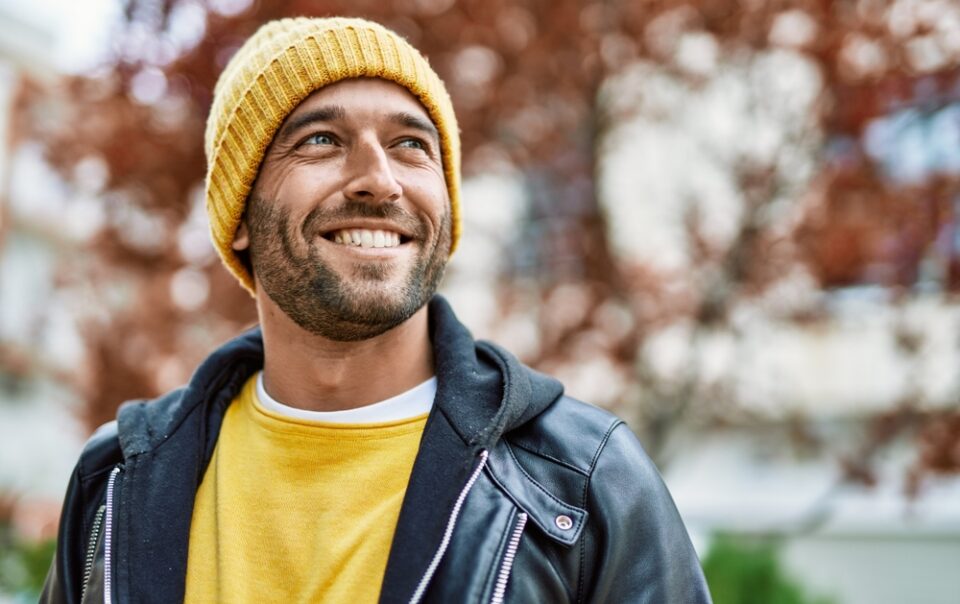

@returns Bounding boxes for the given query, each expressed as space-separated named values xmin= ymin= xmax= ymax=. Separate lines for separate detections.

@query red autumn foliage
xmin=7 ymin=0 xmax=960 ymax=488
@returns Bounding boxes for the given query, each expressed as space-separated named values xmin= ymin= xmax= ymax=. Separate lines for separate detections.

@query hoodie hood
xmin=430 ymin=296 xmax=564 ymax=450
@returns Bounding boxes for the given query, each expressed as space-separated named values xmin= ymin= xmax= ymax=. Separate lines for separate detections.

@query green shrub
xmin=0 ymin=526 xmax=56 ymax=601
xmin=703 ymin=534 xmax=836 ymax=604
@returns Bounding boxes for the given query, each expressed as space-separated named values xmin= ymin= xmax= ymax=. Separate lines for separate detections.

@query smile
xmin=326 ymin=228 xmax=404 ymax=249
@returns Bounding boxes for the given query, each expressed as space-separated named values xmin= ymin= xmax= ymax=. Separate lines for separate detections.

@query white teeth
xmin=330 ymin=228 xmax=402 ymax=248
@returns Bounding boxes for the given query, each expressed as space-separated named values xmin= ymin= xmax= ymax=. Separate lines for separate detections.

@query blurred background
xmin=1 ymin=0 xmax=959 ymax=602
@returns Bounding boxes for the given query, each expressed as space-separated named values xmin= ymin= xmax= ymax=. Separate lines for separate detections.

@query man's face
xmin=235 ymin=78 xmax=451 ymax=341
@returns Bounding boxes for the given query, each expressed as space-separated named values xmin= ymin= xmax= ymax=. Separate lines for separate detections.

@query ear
xmin=232 ymin=220 xmax=250 ymax=251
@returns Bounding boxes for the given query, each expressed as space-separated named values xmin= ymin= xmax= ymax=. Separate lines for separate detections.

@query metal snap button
xmin=555 ymin=514 xmax=573 ymax=530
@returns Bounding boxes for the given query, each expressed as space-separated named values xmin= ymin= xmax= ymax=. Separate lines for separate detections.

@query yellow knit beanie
xmin=204 ymin=17 xmax=461 ymax=294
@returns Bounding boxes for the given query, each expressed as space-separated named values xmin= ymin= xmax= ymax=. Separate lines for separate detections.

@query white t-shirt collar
xmin=255 ymin=371 xmax=436 ymax=424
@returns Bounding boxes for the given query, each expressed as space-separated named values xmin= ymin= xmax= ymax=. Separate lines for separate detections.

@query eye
xmin=397 ymin=138 xmax=426 ymax=150
xmin=303 ymin=133 xmax=336 ymax=146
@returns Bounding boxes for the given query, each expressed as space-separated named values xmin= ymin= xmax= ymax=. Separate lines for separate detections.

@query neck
xmin=256 ymin=296 xmax=434 ymax=412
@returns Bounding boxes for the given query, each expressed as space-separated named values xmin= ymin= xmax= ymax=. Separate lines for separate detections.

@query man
xmin=43 ymin=17 xmax=710 ymax=604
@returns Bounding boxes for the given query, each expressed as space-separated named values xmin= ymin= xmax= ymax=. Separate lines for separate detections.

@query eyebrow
xmin=391 ymin=111 xmax=440 ymax=144
xmin=278 ymin=105 xmax=346 ymax=141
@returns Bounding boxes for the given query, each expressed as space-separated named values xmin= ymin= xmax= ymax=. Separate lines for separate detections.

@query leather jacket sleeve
xmin=40 ymin=560 xmax=65 ymax=604
xmin=584 ymin=423 xmax=711 ymax=603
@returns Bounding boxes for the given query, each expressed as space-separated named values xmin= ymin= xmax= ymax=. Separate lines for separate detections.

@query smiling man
xmin=43 ymin=17 xmax=710 ymax=604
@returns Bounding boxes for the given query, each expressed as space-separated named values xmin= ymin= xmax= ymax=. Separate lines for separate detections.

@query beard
xmin=246 ymin=196 xmax=451 ymax=342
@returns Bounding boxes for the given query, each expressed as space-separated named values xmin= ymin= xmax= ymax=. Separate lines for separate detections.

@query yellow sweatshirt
xmin=184 ymin=374 xmax=428 ymax=603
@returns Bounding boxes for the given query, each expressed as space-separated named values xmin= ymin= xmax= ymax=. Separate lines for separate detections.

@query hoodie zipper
xmin=103 ymin=466 xmax=121 ymax=604
xmin=489 ymin=512 xmax=527 ymax=604
xmin=80 ymin=504 xmax=107 ymax=601
xmin=408 ymin=450 xmax=489 ymax=604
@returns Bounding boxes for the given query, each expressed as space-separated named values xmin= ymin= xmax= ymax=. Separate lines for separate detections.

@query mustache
xmin=301 ymin=200 xmax=426 ymax=239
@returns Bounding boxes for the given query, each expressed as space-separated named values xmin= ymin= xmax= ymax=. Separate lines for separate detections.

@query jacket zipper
xmin=80 ymin=504 xmax=107 ymax=601
xmin=103 ymin=466 xmax=121 ymax=604
xmin=408 ymin=450 xmax=489 ymax=604
xmin=489 ymin=512 xmax=527 ymax=604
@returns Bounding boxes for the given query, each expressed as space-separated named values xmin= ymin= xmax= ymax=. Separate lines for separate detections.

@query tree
xmin=9 ymin=0 xmax=960 ymax=491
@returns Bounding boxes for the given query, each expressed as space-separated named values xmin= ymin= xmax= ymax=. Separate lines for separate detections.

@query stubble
xmin=246 ymin=196 xmax=451 ymax=341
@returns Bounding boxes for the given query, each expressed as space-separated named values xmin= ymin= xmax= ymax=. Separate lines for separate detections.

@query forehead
xmin=284 ymin=78 xmax=432 ymax=124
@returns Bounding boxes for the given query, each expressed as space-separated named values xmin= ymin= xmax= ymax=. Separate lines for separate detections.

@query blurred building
xmin=593 ymin=50 xmax=960 ymax=604
xmin=0 ymin=3 xmax=89 ymax=538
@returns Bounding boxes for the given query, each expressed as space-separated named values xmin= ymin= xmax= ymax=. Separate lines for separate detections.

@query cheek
xmin=402 ymin=170 xmax=449 ymax=222
xmin=257 ymin=160 xmax=339 ymax=206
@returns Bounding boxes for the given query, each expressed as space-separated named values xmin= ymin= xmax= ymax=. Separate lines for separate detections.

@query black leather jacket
xmin=43 ymin=297 xmax=711 ymax=603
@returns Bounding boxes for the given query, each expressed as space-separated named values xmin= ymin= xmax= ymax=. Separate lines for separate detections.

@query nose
xmin=342 ymin=138 xmax=402 ymax=204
